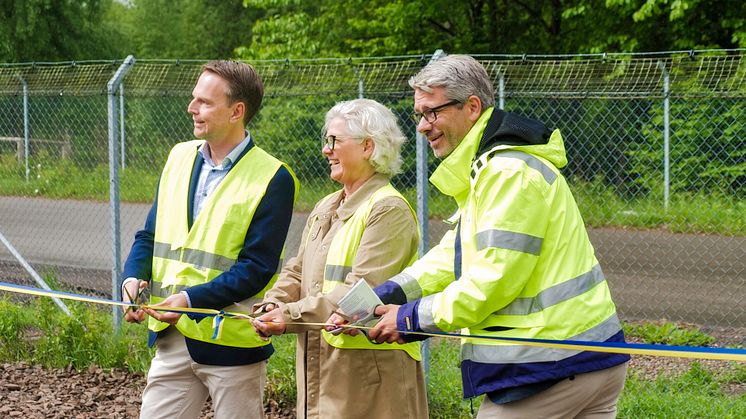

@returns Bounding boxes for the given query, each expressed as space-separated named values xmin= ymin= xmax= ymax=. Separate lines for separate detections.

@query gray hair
xmin=323 ymin=98 xmax=406 ymax=176
xmin=409 ymin=54 xmax=495 ymax=108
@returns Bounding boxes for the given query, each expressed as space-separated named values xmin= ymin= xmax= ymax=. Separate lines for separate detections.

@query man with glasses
xmin=357 ymin=54 xmax=630 ymax=418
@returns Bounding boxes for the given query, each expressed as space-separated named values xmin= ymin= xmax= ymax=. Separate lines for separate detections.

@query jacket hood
xmin=430 ymin=107 xmax=567 ymax=201
xmin=478 ymin=108 xmax=567 ymax=169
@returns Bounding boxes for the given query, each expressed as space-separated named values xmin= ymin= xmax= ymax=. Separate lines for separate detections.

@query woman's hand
xmin=251 ymin=308 xmax=287 ymax=340
xmin=325 ymin=312 xmax=362 ymax=336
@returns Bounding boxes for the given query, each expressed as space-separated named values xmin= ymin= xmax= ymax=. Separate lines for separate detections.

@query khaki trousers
xmin=477 ymin=362 xmax=628 ymax=419
xmin=139 ymin=328 xmax=266 ymax=419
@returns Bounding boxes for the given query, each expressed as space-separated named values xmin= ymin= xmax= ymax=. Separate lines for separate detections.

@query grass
xmin=0 ymin=296 xmax=152 ymax=372
xmin=571 ymin=177 xmax=745 ymax=235
xmin=0 ymin=294 xmax=743 ymax=417
xmin=620 ymin=365 xmax=746 ymax=418
xmin=623 ymin=320 xmax=717 ymax=347
xmin=1 ymin=156 xmax=743 ymax=235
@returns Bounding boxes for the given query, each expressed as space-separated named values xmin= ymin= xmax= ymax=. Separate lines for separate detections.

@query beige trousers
xmin=477 ymin=362 xmax=628 ymax=419
xmin=139 ymin=328 xmax=266 ymax=419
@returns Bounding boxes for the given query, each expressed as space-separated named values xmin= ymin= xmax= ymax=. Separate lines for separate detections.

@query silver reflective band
xmin=390 ymin=272 xmax=422 ymax=302
xmin=476 ymin=229 xmax=543 ymax=255
xmin=183 ymin=248 xmax=235 ymax=272
xmin=153 ymin=241 xmax=180 ymax=261
xmin=496 ymin=264 xmax=606 ymax=316
xmin=461 ymin=313 xmax=622 ymax=364
xmin=492 ymin=151 xmax=557 ymax=185
xmin=417 ymin=295 xmax=440 ymax=333
xmin=325 ymin=264 xmax=352 ymax=283
xmin=153 ymin=241 xmax=236 ymax=272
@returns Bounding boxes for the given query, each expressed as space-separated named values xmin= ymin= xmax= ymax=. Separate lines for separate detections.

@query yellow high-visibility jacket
xmin=376 ymin=107 xmax=630 ymax=398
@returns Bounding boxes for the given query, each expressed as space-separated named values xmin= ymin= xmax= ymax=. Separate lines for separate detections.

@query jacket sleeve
xmin=283 ymin=196 xmax=419 ymax=333
xmin=374 ymin=225 xmax=457 ymax=305
xmin=397 ymin=158 xmax=551 ymax=337
xmin=121 ymin=198 xmax=157 ymax=286
xmin=186 ymin=166 xmax=296 ymax=309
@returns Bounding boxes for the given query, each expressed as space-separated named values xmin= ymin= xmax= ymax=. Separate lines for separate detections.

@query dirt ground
xmin=0 ymin=362 xmax=294 ymax=419
xmin=0 ymin=325 xmax=743 ymax=419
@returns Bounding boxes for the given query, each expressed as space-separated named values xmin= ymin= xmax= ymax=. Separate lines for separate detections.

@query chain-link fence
xmin=0 ymin=51 xmax=744 ymax=333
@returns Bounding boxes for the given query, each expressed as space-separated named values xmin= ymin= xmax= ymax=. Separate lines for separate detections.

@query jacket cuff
xmin=396 ymin=301 xmax=428 ymax=342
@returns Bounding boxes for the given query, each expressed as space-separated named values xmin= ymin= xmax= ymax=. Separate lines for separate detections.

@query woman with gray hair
xmin=253 ymin=98 xmax=428 ymax=418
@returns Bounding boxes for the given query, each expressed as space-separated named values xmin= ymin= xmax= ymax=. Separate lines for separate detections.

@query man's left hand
xmin=143 ymin=293 xmax=188 ymax=325
xmin=367 ymin=304 xmax=405 ymax=344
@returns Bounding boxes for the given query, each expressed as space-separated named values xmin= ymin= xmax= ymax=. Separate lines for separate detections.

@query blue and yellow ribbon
xmin=1 ymin=281 xmax=744 ymax=362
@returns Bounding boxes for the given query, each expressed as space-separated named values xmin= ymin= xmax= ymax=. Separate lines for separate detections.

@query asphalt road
xmin=1 ymin=196 xmax=744 ymax=326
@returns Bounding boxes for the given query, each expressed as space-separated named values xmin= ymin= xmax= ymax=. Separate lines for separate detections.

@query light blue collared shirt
xmin=194 ymin=131 xmax=253 ymax=218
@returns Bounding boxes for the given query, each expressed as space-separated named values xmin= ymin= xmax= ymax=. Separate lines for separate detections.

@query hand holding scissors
xmin=123 ymin=279 xmax=147 ymax=323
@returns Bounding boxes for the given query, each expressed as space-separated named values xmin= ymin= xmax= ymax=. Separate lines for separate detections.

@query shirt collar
xmin=335 ymin=173 xmax=391 ymax=221
xmin=198 ymin=130 xmax=252 ymax=169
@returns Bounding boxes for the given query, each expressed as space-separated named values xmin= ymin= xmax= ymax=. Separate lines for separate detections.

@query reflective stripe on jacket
xmin=320 ymin=184 xmax=422 ymax=360
xmin=150 ymin=140 xmax=294 ymax=348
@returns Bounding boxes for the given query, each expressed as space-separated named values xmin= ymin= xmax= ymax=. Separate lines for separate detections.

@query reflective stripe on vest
xmin=150 ymin=140 xmax=296 ymax=348
xmin=319 ymin=184 xmax=422 ymax=361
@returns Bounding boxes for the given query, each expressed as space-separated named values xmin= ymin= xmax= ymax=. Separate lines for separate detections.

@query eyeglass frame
xmin=410 ymin=99 xmax=462 ymax=124
xmin=322 ymin=134 xmax=364 ymax=151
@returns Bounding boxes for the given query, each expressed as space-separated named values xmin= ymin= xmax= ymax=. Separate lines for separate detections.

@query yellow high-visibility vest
xmin=319 ymin=184 xmax=422 ymax=361
xmin=150 ymin=140 xmax=297 ymax=347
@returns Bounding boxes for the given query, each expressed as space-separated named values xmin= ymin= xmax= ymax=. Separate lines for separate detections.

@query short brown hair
xmin=202 ymin=60 xmax=264 ymax=125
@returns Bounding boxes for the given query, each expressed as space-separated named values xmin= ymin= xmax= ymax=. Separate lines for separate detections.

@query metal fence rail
xmin=0 ymin=50 xmax=743 ymax=331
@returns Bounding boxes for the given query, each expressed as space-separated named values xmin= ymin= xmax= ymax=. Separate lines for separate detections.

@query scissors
xmin=123 ymin=279 xmax=145 ymax=312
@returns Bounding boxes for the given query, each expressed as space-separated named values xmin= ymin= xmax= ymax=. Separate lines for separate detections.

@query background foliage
xmin=1 ymin=0 xmax=746 ymax=62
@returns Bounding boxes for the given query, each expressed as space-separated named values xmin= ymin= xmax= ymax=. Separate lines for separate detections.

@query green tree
xmin=0 ymin=0 xmax=127 ymax=62
xmin=124 ymin=0 xmax=264 ymax=59
xmin=238 ymin=0 xmax=746 ymax=59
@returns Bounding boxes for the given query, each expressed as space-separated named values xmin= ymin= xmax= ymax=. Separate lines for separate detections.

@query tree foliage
xmin=0 ymin=0 xmax=127 ymax=62
xmin=122 ymin=0 xmax=264 ymax=59
xmin=237 ymin=0 xmax=746 ymax=59
xmin=1 ymin=0 xmax=745 ymax=62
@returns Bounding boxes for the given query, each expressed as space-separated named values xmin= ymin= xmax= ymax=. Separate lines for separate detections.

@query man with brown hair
xmin=121 ymin=60 xmax=297 ymax=418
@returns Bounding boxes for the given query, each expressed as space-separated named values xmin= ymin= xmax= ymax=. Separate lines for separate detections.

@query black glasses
xmin=322 ymin=135 xmax=338 ymax=151
xmin=410 ymin=99 xmax=462 ymax=124
xmin=322 ymin=135 xmax=363 ymax=151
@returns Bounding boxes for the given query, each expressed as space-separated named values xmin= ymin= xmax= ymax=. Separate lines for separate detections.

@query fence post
xmin=120 ymin=83 xmax=126 ymax=169
xmin=15 ymin=75 xmax=29 ymax=181
xmin=417 ymin=48 xmax=446 ymax=384
xmin=657 ymin=60 xmax=670 ymax=211
xmin=351 ymin=64 xmax=365 ymax=99
xmin=108 ymin=55 xmax=135 ymax=332
xmin=498 ymin=71 xmax=505 ymax=110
